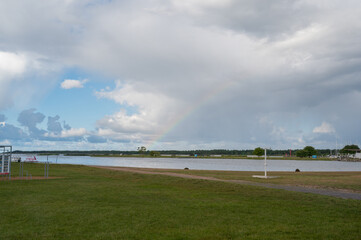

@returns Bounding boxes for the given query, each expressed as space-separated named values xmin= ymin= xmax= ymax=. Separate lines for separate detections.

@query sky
xmin=1 ymin=0 xmax=361 ymax=151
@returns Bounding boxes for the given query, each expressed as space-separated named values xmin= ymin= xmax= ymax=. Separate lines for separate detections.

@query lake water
xmin=18 ymin=155 xmax=361 ymax=172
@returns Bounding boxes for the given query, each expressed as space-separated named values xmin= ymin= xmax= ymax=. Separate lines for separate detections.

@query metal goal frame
xmin=0 ymin=145 xmax=12 ymax=179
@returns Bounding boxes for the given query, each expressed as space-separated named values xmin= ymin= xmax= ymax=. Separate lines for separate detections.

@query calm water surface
xmin=19 ymin=155 xmax=361 ymax=172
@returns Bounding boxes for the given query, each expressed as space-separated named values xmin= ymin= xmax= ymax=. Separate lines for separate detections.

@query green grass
xmin=148 ymin=169 xmax=361 ymax=192
xmin=1 ymin=163 xmax=360 ymax=239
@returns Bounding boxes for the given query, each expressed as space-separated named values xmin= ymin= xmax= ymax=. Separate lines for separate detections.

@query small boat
xmin=24 ymin=156 xmax=38 ymax=163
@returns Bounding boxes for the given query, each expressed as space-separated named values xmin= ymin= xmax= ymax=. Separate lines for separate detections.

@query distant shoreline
xmin=44 ymin=154 xmax=358 ymax=162
xmin=89 ymin=154 xmax=348 ymax=161
xmin=15 ymin=152 xmax=361 ymax=162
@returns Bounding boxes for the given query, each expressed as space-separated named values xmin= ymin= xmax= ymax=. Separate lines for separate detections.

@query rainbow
xmin=147 ymin=80 xmax=235 ymax=149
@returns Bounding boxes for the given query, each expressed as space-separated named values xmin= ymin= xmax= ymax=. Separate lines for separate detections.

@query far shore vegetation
xmin=13 ymin=144 xmax=361 ymax=161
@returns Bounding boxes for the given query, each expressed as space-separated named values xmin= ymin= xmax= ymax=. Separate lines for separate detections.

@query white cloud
xmin=0 ymin=50 xmax=60 ymax=110
xmin=313 ymin=122 xmax=335 ymax=134
xmin=1 ymin=0 xmax=361 ymax=149
xmin=44 ymin=128 xmax=87 ymax=138
xmin=0 ymin=52 xmax=27 ymax=108
xmin=0 ymin=51 xmax=26 ymax=77
xmin=61 ymin=79 xmax=88 ymax=89
xmin=96 ymin=81 xmax=180 ymax=137
xmin=60 ymin=128 xmax=87 ymax=137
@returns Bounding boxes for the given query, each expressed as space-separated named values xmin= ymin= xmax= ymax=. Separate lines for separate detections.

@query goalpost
xmin=252 ymin=147 xmax=278 ymax=179
xmin=0 ymin=145 xmax=12 ymax=180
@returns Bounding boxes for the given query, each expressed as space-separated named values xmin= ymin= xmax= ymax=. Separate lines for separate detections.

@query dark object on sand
xmin=295 ymin=168 xmax=300 ymax=172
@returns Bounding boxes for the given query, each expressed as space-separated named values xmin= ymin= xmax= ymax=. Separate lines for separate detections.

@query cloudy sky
xmin=1 ymin=0 xmax=361 ymax=151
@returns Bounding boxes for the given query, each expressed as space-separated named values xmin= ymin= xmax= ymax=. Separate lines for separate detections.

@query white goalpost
xmin=252 ymin=148 xmax=278 ymax=179
xmin=0 ymin=145 xmax=12 ymax=180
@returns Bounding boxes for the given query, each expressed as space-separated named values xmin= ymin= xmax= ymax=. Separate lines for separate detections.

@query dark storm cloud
xmin=0 ymin=123 xmax=26 ymax=140
xmin=0 ymin=110 xmax=88 ymax=146
xmin=17 ymin=108 xmax=46 ymax=137
xmin=0 ymin=114 xmax=6 ymax=122
xmin=63 ymin=121 xmax=71 ymax=130
xmin=1 ymin=0 xmax=361 ymax=149
xmin=176 ymin=0 xmax=316 ymax=38
xmin=47 ymin=115 xmax=63 ymax=133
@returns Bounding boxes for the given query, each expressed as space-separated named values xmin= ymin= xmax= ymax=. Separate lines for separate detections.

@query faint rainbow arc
xmin=147 ymin=81 xmax=234 ymax=149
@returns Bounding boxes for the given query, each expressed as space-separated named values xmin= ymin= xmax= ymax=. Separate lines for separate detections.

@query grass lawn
xmin=0 ymin=163 xmax=360 ymax=239
xmin=148 ymin=169 xmax=361 ymax=192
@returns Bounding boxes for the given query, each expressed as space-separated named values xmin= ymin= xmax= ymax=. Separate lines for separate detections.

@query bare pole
xmin=44 ymin=157 xmax=46 ymax=178
xmin=19 ymin=161 xmax=23 ymax=178
xmin=1 ymin=149 xmax=4 ymax=175
xmin=44 ymin=155 xmax=49 ymax=178
xmin=9 ymin=146 xmax=11 ymax=180
xmin=264 ymin=148 xmax=267 ymax=177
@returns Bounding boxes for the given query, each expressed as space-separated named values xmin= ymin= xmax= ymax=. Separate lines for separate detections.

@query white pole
xmin=9 ymin=146 xmax=11 ymax=180
xmin=336 ymin=136 xmax=339 ymax=156
xmin=264 ymin=148 xmax=267 ymax=177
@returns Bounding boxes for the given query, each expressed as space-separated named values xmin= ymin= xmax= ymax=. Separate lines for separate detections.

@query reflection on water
xmin=19 ymin=155 xmax=361 ymax=172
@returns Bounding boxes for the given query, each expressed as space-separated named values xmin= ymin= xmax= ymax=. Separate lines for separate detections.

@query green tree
xmin=296 ymin=146 xmax=317 ymax=158
xmin=340 ymin=144 xmax=360 ymax=154
xmin=149 ymin=151 xmax=160 ymax=157
xmin=253 ymin=147 xmax=264 ymax=156
xmin=296 ymin=150 xmax=306 ymax=158
xmin=137 ymin=146 xmax=146 ymax=153
xmin=303 ymin=146 xmax=317 ymax=157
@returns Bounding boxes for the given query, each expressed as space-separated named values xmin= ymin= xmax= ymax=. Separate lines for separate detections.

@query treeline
xmin=13 ymin=149 xmax=338 ymax=156
xmin=12 ymin=150 xmax=139 ymax=156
